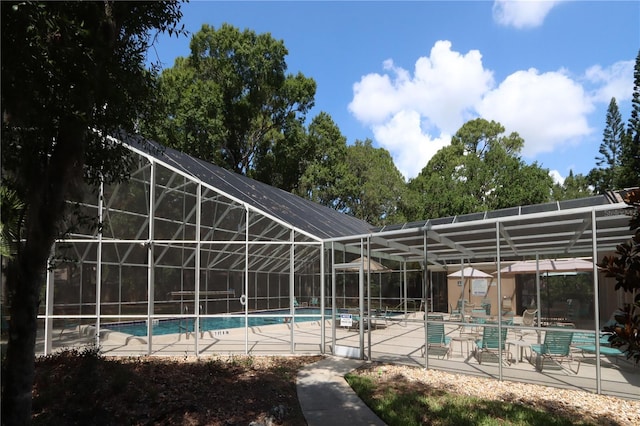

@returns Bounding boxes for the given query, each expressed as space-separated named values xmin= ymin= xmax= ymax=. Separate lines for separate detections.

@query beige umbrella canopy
xmin=447 ymin=267 xmax=492 ymax=278
xmin=498 ymin=258 xmax=594 ymax=276
xmin=345 ymin=257 xmax=391 ymax=272
xmin=497 ymin=258 xmax=594 ymax=323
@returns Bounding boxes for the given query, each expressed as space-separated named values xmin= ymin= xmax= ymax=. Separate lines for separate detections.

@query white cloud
xmin=372 ymin=110 xmax=451 ymax=180
xmin=584 ymin=60 xmax=635 ymax=104
xmin=476 ymin=68 xmax=594 ymax=158
xmin=348 ymin=40 xmax=624 ymax=180
xmin=349 ymin=40 xmax=493 ymax=179
xmin=350 ymin=41 xmax=494 ymax=135
xmin=549 ymin=170 xmax=564 ymax=185
xmin=492 ymin=0 xmax=562 ymax=29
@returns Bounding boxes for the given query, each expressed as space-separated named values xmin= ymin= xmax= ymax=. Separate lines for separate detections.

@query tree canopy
xmin=403 ymin=119 xmax=553 ymax=220
xmin=619 ymin=50 xmax=640 ymax=189
xmin=588 ymin=98 xmax=625 ymax=193
xmin=551 ymin=170 xmax=593 ymax=201
xmin=292 ymin=112 xmax=348 ymax=206
xmin=589 ymin=50 xmax=640 ymax=193
xmin=0 ymin=2 xmax=184 ymax=424
xmin=143 ymin=23 xmax=317 ymax=182
xmin=332 ymin=139 xmax=407 ymax=226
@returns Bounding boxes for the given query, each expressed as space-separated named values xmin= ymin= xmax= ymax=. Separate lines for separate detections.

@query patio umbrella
xmin=497 ymin=258 xmax=594 ymax=276
xmin=345 ymin=257 xmax=390 ymax=272
xmin=447 ymin=267 xmax=492 ymax=278
xmin=495 ymin=258 xmax=594 ymax=331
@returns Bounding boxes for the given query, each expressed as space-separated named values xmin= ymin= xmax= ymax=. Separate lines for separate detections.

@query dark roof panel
xmin=121 ymin=134 xmax=374 ymax=239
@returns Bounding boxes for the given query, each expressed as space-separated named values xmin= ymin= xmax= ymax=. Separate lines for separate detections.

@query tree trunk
xmin=2 ymin=255 xmax=43 ymax=425
xmin=2 ymin=121 xmax=86 ymax=426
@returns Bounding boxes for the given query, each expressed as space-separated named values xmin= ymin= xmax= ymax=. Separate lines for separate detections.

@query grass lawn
xmin=345 ymin=371 xmax=617 ymax=426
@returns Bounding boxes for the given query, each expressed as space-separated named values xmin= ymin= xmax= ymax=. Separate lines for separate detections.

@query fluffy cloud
xmin=476 ymin=68 xmax=594 ymax=158
xmin=350 ymin=41 xmax=494 ymax=136
xmin=349 ymin=41 xmax=493 ymax=179
xmin=549 ymin=170 xmax=564 ymax=185
xmin=492 ymin=0 xmax=562 ymax=29
xmin=348 ymin=38 xmax=633 ymax=181
xmin=348 ymin=39 xmax=633 ymax=181
xmin=371 ymin=110 xmax=451 ymax=180
xmin=584 ymin=60 xmax=635 ymax=104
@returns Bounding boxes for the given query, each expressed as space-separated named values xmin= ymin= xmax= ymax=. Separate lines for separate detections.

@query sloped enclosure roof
xmin=117 ymin=132 xmax=633 ymax=266
xmin=333 ymin=190 xmax=633 ymax=267
xmin=120 ymin=133 xmax=374 ymax=240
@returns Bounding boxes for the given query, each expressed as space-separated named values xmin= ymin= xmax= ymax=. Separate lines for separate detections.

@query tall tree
xmin=619 ymin=50 xmax=640 ymax=189
xmin=588 ymin=98 xmax=625 ymax=193
xmin=292 ymin=112 xmax=348 ymax=205
xmin=404 ymin=142 xmax=466 ymax=219
xmin=0 ymin=2 xmax=184 ymax=424
xmin=404 ymin=119 xmax=553 ymax=220
xmin=143 ymin=23 xmax=317 ymax=182
xmin=551 ymin=170 xmax=593 ymax=201
xmin=334 ymin=139 xmax=407 ymax=226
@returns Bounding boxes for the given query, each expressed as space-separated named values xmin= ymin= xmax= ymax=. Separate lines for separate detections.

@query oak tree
xmin=144 ymin=23 xmax=317 ymax=185
xmin=405 ymin=119 xmax=553 ymax=220
xmin=0 ymin=2 xmax=184 ymax=424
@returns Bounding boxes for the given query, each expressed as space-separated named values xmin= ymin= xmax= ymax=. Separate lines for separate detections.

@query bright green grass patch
xmin=345 ymin=373 xmax=597 ymax=426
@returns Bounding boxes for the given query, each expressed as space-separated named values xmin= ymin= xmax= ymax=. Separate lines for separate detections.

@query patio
xmin=41 ymin=312 xmax=639 ymax=401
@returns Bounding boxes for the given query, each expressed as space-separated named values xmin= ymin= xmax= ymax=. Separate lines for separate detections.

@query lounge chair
xmin=449 ymin=303 xmax=462 ymax=321
xmin=530 ymin=329 xmax=580 ymax=373
xmin=422 ymin=315 xmax=451 ymax=358
xmin=474 ymin=323 xmax=509 ymax=365
xmin=470 ymin=310 xmax=488 ymax=334
xmin=383 ymin=306 xmax=408 ymax=327
xmin=572 ymin=332 xmax=625 ymax=364
xmin=574 ymin=344 xmax=625 ymax=364
xmin=458 ymin=314 xmax=479 ymax=338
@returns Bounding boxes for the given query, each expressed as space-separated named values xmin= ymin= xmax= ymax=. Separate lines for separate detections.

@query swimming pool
xmin=103 ymin=308 xmax=332 ymax=337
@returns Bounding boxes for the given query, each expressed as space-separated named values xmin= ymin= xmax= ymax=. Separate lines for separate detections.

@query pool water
xmin=103 ymin=308 xmax=331 ymax=337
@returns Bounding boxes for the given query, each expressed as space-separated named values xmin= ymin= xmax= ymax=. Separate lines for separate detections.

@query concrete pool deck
xmin=38 ymin=313 xmax=640 ymax=402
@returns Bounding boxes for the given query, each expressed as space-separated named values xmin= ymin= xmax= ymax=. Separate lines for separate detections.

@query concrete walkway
xmin=297 ymin=356 xmax=386 ymax=426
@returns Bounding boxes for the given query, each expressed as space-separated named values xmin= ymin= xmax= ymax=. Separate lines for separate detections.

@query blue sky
xmin=149 ymin=1 xmax=639 ymax=183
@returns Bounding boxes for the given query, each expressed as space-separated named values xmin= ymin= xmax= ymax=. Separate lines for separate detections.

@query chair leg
xmin=534 ymin=354 xmax=543 ymax=371
xmin=573 ymin=358 xmax=581 ymax=374
xmin=566 ymin=356 xmax=581 ymax=374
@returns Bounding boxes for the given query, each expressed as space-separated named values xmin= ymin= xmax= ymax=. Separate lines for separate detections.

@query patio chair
xmin=530 ymin=329 xmax=580 ymax=373
xmin=422 ymin=315 xmax=451 ymax=359
xmin=450 ymin=299 xmax=466 ymax=316
xmin=515 ymin=308 xmax=538 ymax=340
xmin=571 ymin=332 xmax=626 ymax=365
xmin=463 ymin=303 xmax=476 ymax=318
xmin=501 ymin=296 xmax=513 ymax=315
xmin=474 ymin=324 xmax=509 ymax=365
xmin=480 ymin=298 xmax=491 ymax=315
xmin=470 ymin=310 xmax=488 ymax=334
xmin=448 ymin=303 xmax=462 ymax=320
